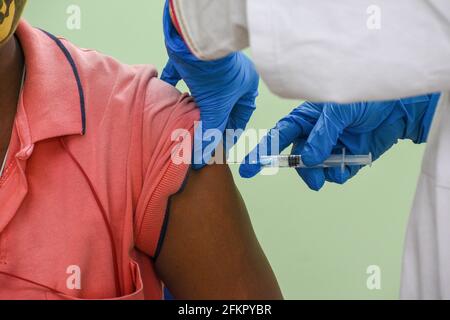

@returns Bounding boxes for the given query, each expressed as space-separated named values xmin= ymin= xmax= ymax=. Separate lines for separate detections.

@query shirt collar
xmin=15 ymin=20 xmax=86 ymax=146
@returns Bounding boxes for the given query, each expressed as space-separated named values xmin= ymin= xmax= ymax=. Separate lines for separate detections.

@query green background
xmin=24 ymin=0 xmax=426 ymax=299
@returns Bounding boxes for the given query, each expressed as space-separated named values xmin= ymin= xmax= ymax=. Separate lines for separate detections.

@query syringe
xmin=240 ymin=149 xmax=372 ymax=172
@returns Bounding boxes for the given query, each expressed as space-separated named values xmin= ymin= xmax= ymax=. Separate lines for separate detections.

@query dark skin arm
xmin=155 ymin=164 xmax=283 ymax=300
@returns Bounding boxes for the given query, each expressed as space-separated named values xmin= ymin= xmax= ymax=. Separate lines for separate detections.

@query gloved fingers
xmin=192 ymin=86 xmax=257 ymax=171
xmin=217 ymin=59 xmax=259 ymax=145
xmin=323 ymin=142 xmax=361 ymax=184
xmin=239 ymin=128 xmax=281 ymax=179
xmin=291 ymin=139 xmax=326 ymax=191
xmin=192 ymin=85 xmax=259 ymax=171
xmin=301 ymin=105 xmax=351 ymax=167
xmin=295 ymin=168 xmax=326 ymax=191
xmin=161 ymin=60 xmax=182 ymax=87
xmin=239 ymin=104 xmax=318 ymax=178
xmin=225 ymin=98 xmax=257 ymax=158
xmin=227 ymin=90 xmax=258 ymax=132
xmin=192 ymin=115 xmax=228 ymax=171
xmin=304 ymin=137 xmax=362 ymax=185
xmin=239 ymin=111 xmax=313 ymax=178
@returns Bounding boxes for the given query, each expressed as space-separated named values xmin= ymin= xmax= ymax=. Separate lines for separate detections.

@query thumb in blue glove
xmin=239 ymin=106 xmax=318 ymax=182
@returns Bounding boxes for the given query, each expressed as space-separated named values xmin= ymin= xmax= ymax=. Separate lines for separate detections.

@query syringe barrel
xmin=259 ymin=153 xmax=372 ymax=169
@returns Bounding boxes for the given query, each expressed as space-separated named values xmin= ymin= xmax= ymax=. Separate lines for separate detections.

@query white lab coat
xmin=171 ymin=0 xmax=450 ymax=299
xmin=171 ymin=0 xmax=450 ymax=102
xmin=401 ymin=93 xmax=450 ymax=299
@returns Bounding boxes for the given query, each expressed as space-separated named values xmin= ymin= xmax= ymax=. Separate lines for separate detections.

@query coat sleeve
xmin=169 ymin=0 xmax=249 ymax=60
xmin=173 ymin=0 xmax=450 ymax=102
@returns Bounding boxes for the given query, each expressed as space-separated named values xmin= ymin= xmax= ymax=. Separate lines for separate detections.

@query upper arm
xmin=136 ymin=76 xmax=281 ymax=299
xmin=134 ymin=77 xmax=199 ymax=258
xmin=155 ymin=164 xmax=283 ymax=300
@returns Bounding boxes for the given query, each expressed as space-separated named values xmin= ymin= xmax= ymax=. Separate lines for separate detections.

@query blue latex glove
xmin=161 ymin=1 xmax=259 ymax=169
xmin=240 ymin=94 xmax=441 ymax=191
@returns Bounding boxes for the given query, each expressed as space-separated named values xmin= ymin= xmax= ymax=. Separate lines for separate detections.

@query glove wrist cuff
xmin=400 ymin=94 xmax=441 ymax=144
xmin=414 ymin=93 xmax=441 ymax=144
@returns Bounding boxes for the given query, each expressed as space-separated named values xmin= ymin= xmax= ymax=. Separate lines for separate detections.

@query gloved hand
xmin=161 ymin=0 xmax=259 ymax=170
xmin=240 ymin=94 xmax=440 ymax=191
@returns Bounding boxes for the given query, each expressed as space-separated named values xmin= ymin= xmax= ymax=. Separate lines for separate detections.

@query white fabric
xmin=174 ymin=0 xmax=450 ymax=102
xmin=171 ymin=0 xmax=248 ymax=60
xmin=0 ymin=149 xmax=7 ymax=177
xmin=401 ymin=92 xmax=450 ymax=300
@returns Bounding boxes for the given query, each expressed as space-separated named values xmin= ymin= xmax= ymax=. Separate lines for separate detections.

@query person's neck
xmin=0 ymin=35 xmax=24 ymax=108
xmin=0 ymin=35 xmax=24 ymax=158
